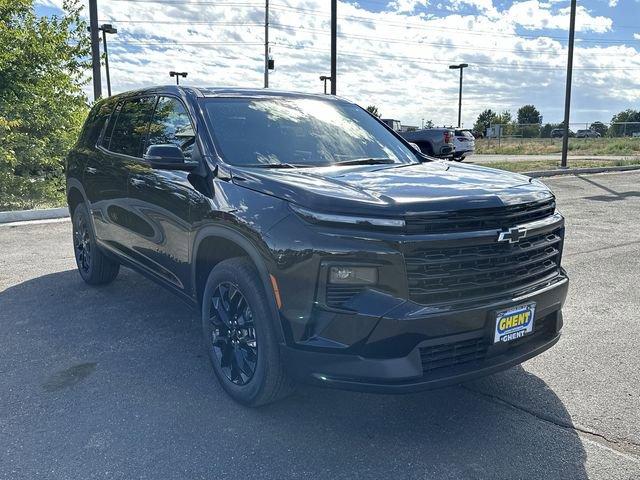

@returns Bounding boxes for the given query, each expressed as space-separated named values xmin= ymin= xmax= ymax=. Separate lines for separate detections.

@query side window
xmin=83 ymin=101 xmax=116 ymax=148
xmin=147 ymin=97 xmax=197 ymax=160
xmin=108 ymin=97 xmax=156 ymax=157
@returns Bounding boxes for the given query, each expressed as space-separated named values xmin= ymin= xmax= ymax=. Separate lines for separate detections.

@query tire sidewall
xmin=201 ymin=260 xmax=275 ymax=405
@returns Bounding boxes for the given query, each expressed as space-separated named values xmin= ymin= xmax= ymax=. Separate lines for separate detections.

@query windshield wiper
xmin=245 ymin=163 xmax=308 ymax=169
xmin=333 ymin=157 xmax=396 ymax=166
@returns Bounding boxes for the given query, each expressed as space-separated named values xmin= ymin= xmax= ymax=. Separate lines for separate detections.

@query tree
xmin=589 ymin=121 xmax=608 ymax=137
xmin=0 ymin=0 xmax=89 ymax=210
xmin=517 ymin=105 xmax=542 ymax=125
xmin=609 ymin=109 xmax=640 ymax=137
xmin=473 ymin=109 xmax=497 ymax=136
xmin=423 ymin=119 xmax=434 ymax=129
xmin=366 ymin=105 xmax=381 ymax=117
xmin=517 ymin=105 xmax=542 ymax=137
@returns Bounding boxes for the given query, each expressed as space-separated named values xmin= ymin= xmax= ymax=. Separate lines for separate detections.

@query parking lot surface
xmin=1 ymin=172 xmax=639 ymax=479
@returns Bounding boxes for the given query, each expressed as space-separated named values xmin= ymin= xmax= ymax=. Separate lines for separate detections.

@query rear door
xmin=92 ymin=96 xmax=156 ymax=256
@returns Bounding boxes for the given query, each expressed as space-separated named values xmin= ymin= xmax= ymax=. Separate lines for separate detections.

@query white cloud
xmin=506 ymin=0 xmax=612 ymax=33
xmin=388 ymin=0 xmax=430 ymax=13
xmin=37 ymin=0 xmax=638 ymax=126
xmin=608 ymin=0 xmax=618 ymax=7
xmin=634 ymin=33 xmax=640 ymax=40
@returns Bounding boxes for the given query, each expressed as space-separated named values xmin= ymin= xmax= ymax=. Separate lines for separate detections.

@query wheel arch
xmin=192 ymin=226 xmax=285 ymax=343
xmin=66 ymin=178 xmax=89 ymax=216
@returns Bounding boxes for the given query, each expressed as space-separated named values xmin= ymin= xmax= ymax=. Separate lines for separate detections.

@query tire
xmin=201 ymin=258 xmax=294 ymax=406
xmin=72 ymin=203 xmax=120 ymax=285
xmin=453 ymin=155 xmax=465 ymax=162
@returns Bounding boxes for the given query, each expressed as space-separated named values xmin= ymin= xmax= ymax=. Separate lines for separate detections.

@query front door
xmin=125 ymin=96 xmax=201 ymax=294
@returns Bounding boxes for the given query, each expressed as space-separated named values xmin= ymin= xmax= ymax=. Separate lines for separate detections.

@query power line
xmin=268 ymin=22 xmax=639 ymax=58
xmin=269 ymin=3 xmax=638 ymax=44
xmin=273 ymin=42 xmax=640 ymax=71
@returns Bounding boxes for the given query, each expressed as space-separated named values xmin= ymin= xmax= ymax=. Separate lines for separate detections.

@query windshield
xmin=202 ymin=97 xmax=418 ymax=168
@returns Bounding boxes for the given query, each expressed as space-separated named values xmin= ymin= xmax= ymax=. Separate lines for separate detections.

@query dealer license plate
xmin=494 ymin=303 xmax=536 ymax=344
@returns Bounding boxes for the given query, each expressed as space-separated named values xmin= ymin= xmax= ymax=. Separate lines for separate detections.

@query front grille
xmin=420 ymin=314 xmax=554 ymax=375
xmin=405 ymin=229 xmax=563 ymax=305
xmin=325 ymin=284 xmax=365 ymax=308
xmin=405 ymin=198 xmax=556 ymax=234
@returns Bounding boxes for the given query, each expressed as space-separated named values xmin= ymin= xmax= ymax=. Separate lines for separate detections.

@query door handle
xmin=85 ymin=167 xmax=97 ymax=174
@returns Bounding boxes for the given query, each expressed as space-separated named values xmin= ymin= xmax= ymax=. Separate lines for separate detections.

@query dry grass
xmin=475 ymin=137 xmax=640 ymax=156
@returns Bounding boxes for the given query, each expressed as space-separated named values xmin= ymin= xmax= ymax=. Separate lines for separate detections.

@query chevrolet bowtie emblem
xmin=498 ymin=226 xmax=528 ymax=243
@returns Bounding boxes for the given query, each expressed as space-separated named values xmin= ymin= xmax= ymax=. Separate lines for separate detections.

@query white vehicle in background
xmin=453 ymin=129 xmax=475 ymax=161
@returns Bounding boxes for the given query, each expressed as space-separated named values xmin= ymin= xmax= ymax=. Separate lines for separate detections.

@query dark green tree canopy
xmin=0 ymin=0 xmax=89 ymax=209
xmin=365 ymin=105 xmax=381 ymax=117
xmin=517 ymin=105 xmax=542 ymax=125
xmin=610 ymin=109 xmax=640 ymax=137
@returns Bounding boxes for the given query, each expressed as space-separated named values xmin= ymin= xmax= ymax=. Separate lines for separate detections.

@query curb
xmin=524 ymin=164 xmax=640 ymax=178
xmin=0 ymin=207 xmax=69 ymax=224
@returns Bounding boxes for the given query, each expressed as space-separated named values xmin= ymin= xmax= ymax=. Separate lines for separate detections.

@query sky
xmin=36 ymin=0 xmax=640 ymax=127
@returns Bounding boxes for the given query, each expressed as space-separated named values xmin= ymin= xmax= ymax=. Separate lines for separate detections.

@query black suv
xmin=67 ymin=86 xmax=569 ymax=406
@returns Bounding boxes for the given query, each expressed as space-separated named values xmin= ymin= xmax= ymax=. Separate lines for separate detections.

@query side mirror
xmin=143 ymin=144 xmax=198 ymax=171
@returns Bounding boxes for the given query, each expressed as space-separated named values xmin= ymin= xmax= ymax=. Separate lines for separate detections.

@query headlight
xmin=329 ymin=266 xmax=378 ymax=285
xmin=290 ymin=204 xmax=405 ymax=228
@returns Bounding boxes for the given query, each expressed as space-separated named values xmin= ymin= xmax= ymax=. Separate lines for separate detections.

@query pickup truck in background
xmin=399 ymin=128 xmax=456 ymax=159
xmin=379 ymin=118 xmax=455 ymax=159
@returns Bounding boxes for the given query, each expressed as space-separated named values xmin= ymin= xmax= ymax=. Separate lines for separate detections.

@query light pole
xmin=264 ymin=0 xmax=269 ymax=88
xmin=561 ymin=0 xmax=577 ymax=168
xmin=99 ymin=23 xmax=117 ymax=97
xmin=330 ymin=0 xmax=337 ymax=95
xmin=319 ymin=75 xmax=332 ymax=94
xmin=449 ymin=63 xmax=468 ymax=128
xmin=88 ymin=0 xmax=101 ymax=100
xmin=169 ymin=71 xmax=188 ymax=85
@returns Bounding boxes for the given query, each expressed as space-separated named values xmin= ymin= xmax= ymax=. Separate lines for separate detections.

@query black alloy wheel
xmin=73 ymin=212 xmax=92 ymax=274
xmin=207 ymin=282 xmax=258 ymax=386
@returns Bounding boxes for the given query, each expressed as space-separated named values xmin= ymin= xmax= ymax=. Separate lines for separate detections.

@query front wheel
xmin=202 ymin=258 xmax=294 ymax=406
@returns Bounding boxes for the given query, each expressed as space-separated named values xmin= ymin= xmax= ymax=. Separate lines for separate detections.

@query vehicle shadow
xmin=577 ymin=174 xmax=640 ymax=202
xmin=0 ymin=268 xmax=588 ymax=479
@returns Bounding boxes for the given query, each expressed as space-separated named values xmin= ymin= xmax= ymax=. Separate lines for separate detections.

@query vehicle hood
xmin=230 ymin=161 xmax=553 ymax=216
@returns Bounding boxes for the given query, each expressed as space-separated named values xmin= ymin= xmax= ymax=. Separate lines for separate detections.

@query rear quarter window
xmin=80 ymin=101 xmax=115 ymax=149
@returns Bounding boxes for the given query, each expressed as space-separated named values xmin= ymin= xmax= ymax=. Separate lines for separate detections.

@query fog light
xmin=329 ymin=266 xmax=378 ymax=285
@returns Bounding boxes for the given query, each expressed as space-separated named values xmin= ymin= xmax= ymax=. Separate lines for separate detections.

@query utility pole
xmin=561 ymin=0 xmax=577 ymax=168
xmin=88 ymin=0 xmax=102 ymax=100
xmin=330 ymin=0 xmax=337 ymax=95
xmin=264 ymin=0 xmax=269 ymax=88
xmin=449 ymin=63 xmax=468 ymax=128
xmin=99 ymin=24 xmax=117 ymax=97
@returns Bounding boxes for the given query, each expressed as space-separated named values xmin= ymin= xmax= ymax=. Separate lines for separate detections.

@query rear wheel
xmin=202 ymin=258 xmax=294 ymax=406
xmin=72 ymin=204 xmax=119 ymax=285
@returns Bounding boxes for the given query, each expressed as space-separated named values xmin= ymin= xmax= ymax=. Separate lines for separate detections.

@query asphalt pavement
xmin=1 ymin=172 xmax=639 ymax=479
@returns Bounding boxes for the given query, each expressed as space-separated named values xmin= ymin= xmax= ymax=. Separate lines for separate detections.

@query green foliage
xmin=517 ymin=105 xmax=541 ymax=125
xmin=365 ymin=105 xmax=380 ymax=117
xmin=516 ymin=105 xmax=541 ymax=138
xmin=423 ymin=119 xmax=434 ymax=129
xmin=609 ymin=109 xmax=640 ymax=137
xmin=590 ymin=121 xmax=608 ymax=137
xmin=0 ymin=0 xmax=90 ymax=210
xmin=473 ymin=108 xmax=496 ymax=136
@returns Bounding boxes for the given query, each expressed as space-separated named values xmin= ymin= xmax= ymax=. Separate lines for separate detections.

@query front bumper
xmin=281 ymin=276 xmax=568 ymax=393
